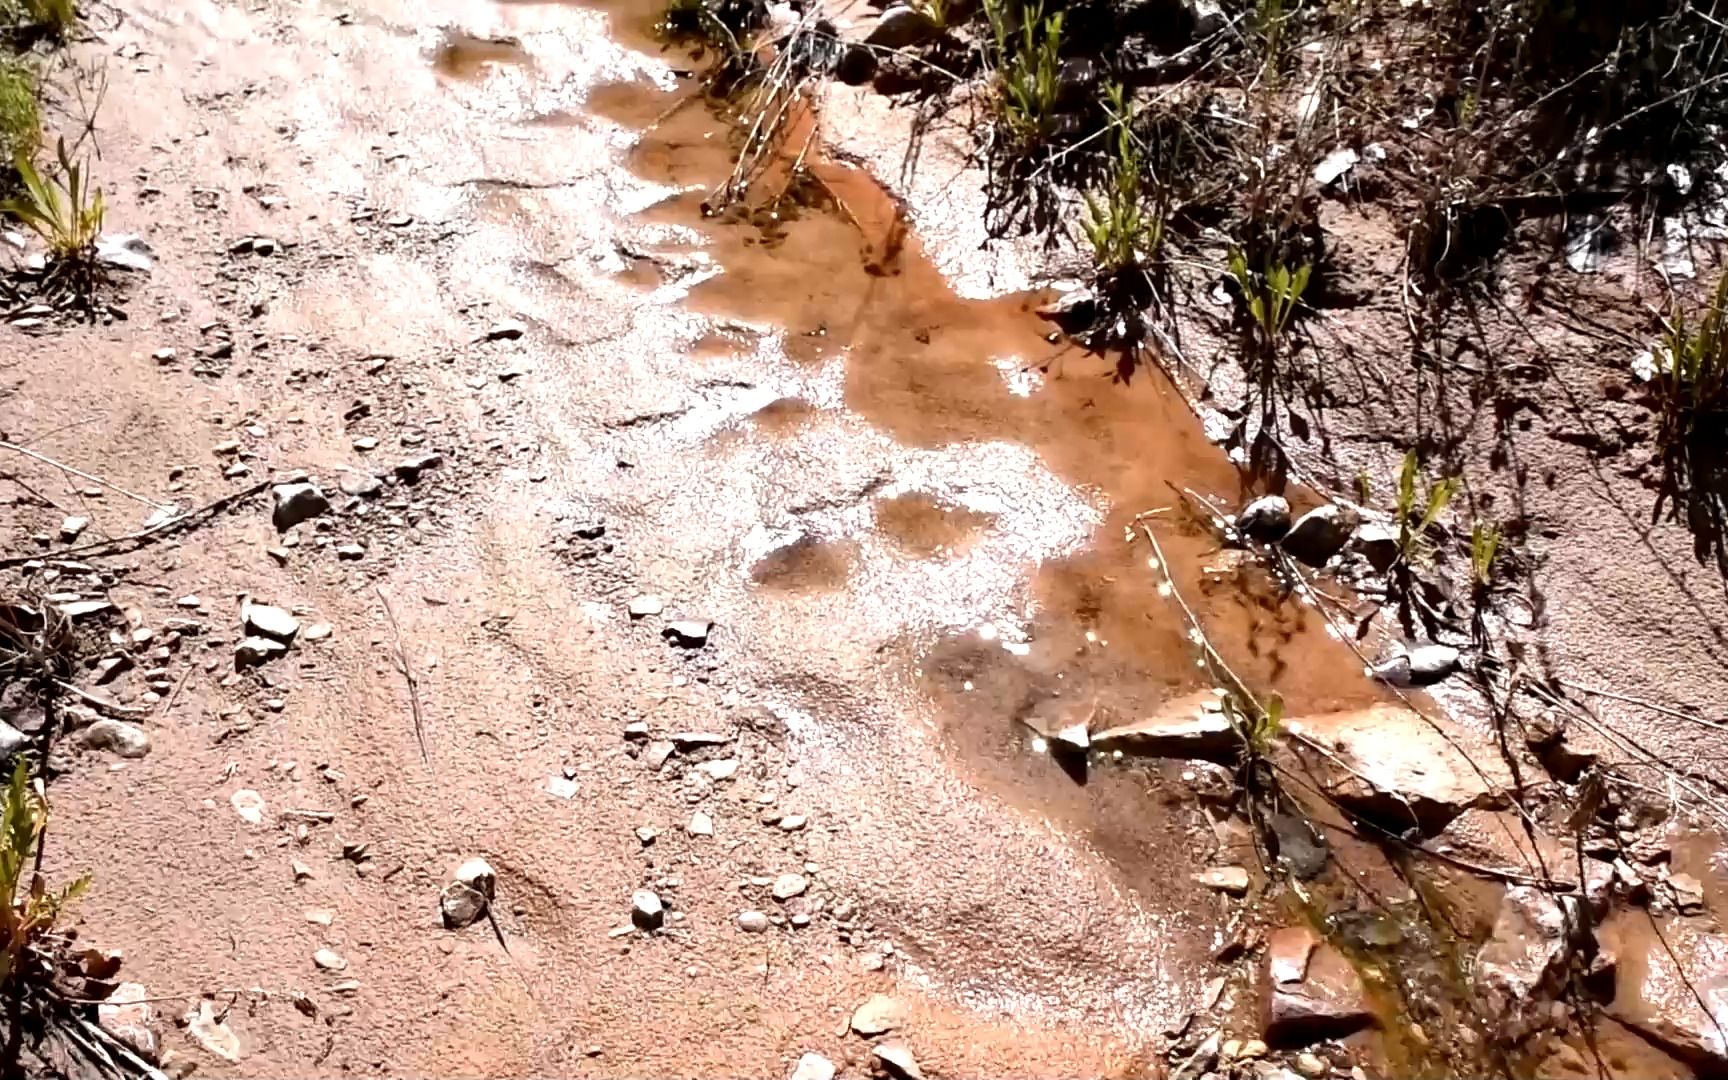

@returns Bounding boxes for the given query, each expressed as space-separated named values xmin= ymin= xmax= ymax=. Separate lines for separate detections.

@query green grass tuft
xmin=2 ymin=136 xmax=104 ymax=261
xmin=0 ymin=58 xmax=37 ymax=170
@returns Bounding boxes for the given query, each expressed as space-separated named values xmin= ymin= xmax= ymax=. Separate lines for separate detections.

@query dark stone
xmin=271 ymin=481 xmax=330 ymax=532
xmin=863 ymin=5 xmax=936 ymax=49
xmin=1280 ymin=504 xmax=1356 ymax=567
xmin=836 ymin=42 xmax=878 ymax=85
xmin=1267 ymin=812 xmax=1329 ymax=880
xmin=1235 ymin=495 xmax=1292 ymax=543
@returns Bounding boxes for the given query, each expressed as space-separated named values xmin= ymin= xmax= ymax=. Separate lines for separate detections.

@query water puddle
xmin=576 ymin=41 xmax=1392 ymax=853
xmin=432 ymin=31 xmax=533 ymax=79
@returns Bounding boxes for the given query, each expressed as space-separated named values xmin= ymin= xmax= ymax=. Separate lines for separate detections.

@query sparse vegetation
xmin=0 ymin=0 xmax=75 ymax=39
xmin=1651 ymin=270 xmax=1728 ymax=571
xmin=1392 ymin=449 xmax=1459 ymax=568
xmin=0 ymin=58 xmax=35 ymax=170
xmin=1227 ymin=248 xmax=1312 ymax=479
xmin=2 ymin=136 xmax=103 ymax=262
xmin=1468 ymin=521 xmax=1500 ymax=589
xmin=0 ymin=761 xmax=87 ymax=991
xmin=983 ymin=0 xmax=1064 ymax=154
xmin=1079 ymin=84 xmax=1161 ymax=275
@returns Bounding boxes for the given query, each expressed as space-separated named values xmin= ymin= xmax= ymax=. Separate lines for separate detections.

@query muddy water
xmin=585 ymin=62 xmax=1383 ymax=791
xmin=451 ymin=0 xmax=1395 ymax=1041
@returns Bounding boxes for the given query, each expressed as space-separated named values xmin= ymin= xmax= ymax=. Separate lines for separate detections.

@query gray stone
xmin=441 ymin=882 xmax=487 ymax=929
xmin=1193 ymin=866 xmax=1250 ymax=895
xmin=696 ymin=759 xmax=739 ymax=780
xmin=0 ymin=720 xmax=26 ymax=760
xmin=1476 ymin=885 xmax=1578 ymax=1039
xmin=788 ymin=1053 xmax=836 ymax=1080
xmin=97 ymin=982 xmax=155 ymax=1060
xmin=81 ymin=719 xmax=151 ymax=759
xmin=55 ymin=598 xmax=113 ymax=620
xmin=687 ymin=811 xmax=714 ymax=837
xmin=850 ymin=993 xmax=907 ymax=1037
xmin=303 ymin=623 xmax=332 ymax=641
xmin=442 ymin=860 xmax=497 ymax=926
xmin=644 ymin=741 xmax=675 ymax=770
xmin=271 ymin=481 xmax=330 ymax=532
xmin=1373 ymin=644 xmax=1459 ymax=687
xmin=185 ymin=998 xmax=243 ymax=1062
xmin=1351 ymin=521 xmax=1400 ymax=572
xmin=394 ymin=453 xmax=444 ymax=482
xmin=243 ymin=602 xmax=300 ymax=642
xmin=738 ymin=910 xmax=770 ymax=933
xmin=1280 ymin=504 xmax=1356 ymax=567
xmin=486 ymin=319 xmax=527 ymax=341
xmin=235 ymin=635 xmax=288 ymax=667
xmin=96 ymin=233 xmax=155 ymax=272
xmin=339 ymin=473 xmax=382 ymax=498
xmin=1294 ymin=1052 xmax=1327 ymax=1078
xmin=60 ymin=516 xmax=89 ymax=541
xmin=873 ymin=1041 xmax=925 ymax=1080
xmin=1268 ymin=812 xmax=1329 ymax=880
xmin=631 ymin=889 xmax=664 ymax=931
xmin=335 ymin=542 xmax=365 ymax=560
xmin=864 ymin=5 xmax=937 ymax=49
xmin=663 ymin=620 xmax=712 ymax=647
xmin=772 ymin=873 xmax=809 ymax=900
xmin=312 ymin=948 xmax=346 ymax=971
xmin=670 ymin=731 xmax=730 ymax=750
xmin=628 ymin=594 xmax=665 ymax=618
xmin=1235 ymin=495 xmax=1291 ymax=543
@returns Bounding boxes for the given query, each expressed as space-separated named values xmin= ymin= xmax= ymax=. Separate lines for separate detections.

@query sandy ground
xmin=4 ymin=0 xmax=1725 ymax=1076
xmin=0 ymin=0 xmax=1332 ymax=1074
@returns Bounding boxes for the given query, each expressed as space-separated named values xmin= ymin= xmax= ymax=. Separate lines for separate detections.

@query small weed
xmin=1654 ymin=271 xmax=1728 ymax=465
xmin=1468 ymin=522 xmax=1500 ymax=588
xmin=1650 ymin=270 xmax=1728 ymax=572
xmin=1229 ymin=249 xmax=1309 ymax=347
xmin=0 ymin=0 xmax=75 ymax=36
xmin=0 ymin=761 xmax=87 ymax=991
xmin=1080 ymin=84 xmax=1162 ymax=274
xmin=1393 ymin=449 xmax=1458 ymax=566
xmin=914 ymin=0 xmax=952 ymax=33
xmin=2 ymin=136 xmax=104 ymax=262
xmin=1230 ymin=689 xmax=1283 ymax=758
xmin=1228 ymin=248 xmax=1312 ymax=477
xmin=0 ymin=58 xmax=37 ymax=171
xmin=985 ymin=0 xmax=1064 ymax=152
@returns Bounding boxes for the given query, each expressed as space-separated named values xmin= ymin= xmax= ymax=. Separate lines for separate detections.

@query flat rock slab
xmin=1604 ymin=916 xmax=1728 ymax=1072
xmin=1264 ymin=934 xmax=1375 ymax=1047
xmin=851 ymin=993 xmax=907 ymax=1037
xmin=1091 ymin=692 xmax=1237 ymax=762
xmin=1287 ymin=703 xmax=1511 ymax=835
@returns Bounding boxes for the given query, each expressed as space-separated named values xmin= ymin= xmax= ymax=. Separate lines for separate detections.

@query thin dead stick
xmin=0 ymin=481 xmax=271 ymax=569
xmin=1130 ymin=514 xmax=1407 ymax=809
xmin=159 ymin=665 xmax=193 ymax=717
xmin=52 ymin=680 xmax=147 ymax=717
xmin=0 ymin=440 xmax=172 ymax=511
xmin=375 ymin=587 xmax=428 ymax=763
xmin=1558 ymin=678 xmax=1728 ymax=735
